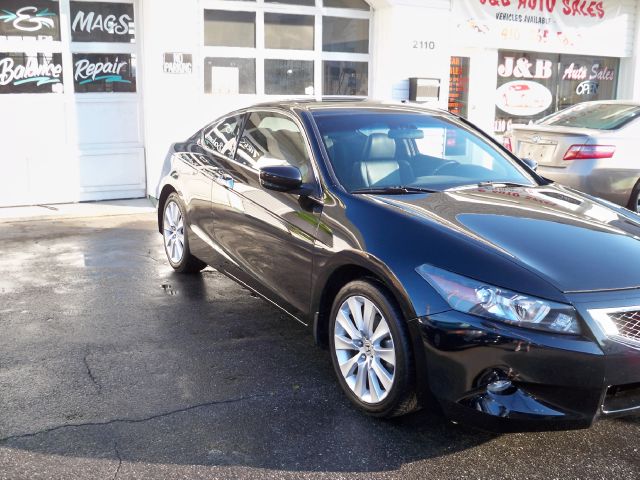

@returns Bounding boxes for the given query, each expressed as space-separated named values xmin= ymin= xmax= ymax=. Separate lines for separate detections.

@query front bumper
xmin=411 ymin=290 xmax=640 ymax=432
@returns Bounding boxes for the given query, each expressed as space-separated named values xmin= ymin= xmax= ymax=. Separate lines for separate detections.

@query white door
xmin=67 ymin=0 xmax=145 ymax=202
xmin=0 ymin=0 xmax=145 ymax=207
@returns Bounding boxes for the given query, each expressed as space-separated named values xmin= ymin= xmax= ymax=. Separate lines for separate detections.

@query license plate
xmin=518 ymin=142 xmax=556 ymax=164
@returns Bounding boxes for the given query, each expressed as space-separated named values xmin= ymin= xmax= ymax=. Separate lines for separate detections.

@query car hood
xmin=372 ymin=184 xmax=640 ymax=293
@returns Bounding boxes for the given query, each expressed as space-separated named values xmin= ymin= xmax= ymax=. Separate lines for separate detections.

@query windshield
xmin=312 ymin=110 xmax=536 ymax=192
xmin=537 ymin=103 xmax=640 ymax=130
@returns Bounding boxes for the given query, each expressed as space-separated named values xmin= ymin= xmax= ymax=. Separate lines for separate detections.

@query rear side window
xmin=538 ymin=103 xmax=640 ymax=130
xmin=235 ymin=111 xmax=313 ymax=182
xmin=202 ymin=115 xmax=244 ymax=158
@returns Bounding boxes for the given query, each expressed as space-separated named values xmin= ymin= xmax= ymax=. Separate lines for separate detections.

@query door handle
xmin=214 ymin=173 xmax=234 ymax=189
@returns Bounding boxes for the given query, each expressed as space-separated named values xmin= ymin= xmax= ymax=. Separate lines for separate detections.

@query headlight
xmin=416 ymin=265 xmax=581 ymax=334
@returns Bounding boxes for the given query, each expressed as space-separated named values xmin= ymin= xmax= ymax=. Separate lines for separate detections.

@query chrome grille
xmin=608 ymin=310 xmax=640 ymax=341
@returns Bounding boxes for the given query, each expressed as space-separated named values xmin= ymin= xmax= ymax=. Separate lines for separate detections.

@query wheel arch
xmin=157 ymin=184 xmax=178 ymax=233
xmin=312 ymin=254 xmax=418 ymax=349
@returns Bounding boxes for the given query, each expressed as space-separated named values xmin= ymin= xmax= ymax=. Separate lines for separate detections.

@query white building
xmin=1 ymin=0 xmax=639 ymax=206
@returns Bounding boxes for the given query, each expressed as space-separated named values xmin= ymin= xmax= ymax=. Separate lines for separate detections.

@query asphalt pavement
xmin=0 ymin=213 xmax=639 ymax=479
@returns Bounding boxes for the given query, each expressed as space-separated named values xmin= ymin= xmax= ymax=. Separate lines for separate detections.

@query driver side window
xmin=235 ymin=111 xmax=314 ymax=183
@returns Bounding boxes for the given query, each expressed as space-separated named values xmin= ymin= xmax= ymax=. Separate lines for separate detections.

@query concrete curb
xmin=0 ymin=198 xmax=156 ymax=223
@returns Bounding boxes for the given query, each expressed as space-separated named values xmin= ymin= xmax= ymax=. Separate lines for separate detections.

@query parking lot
xmin=1 ymin=212 xmax=639 ymax=479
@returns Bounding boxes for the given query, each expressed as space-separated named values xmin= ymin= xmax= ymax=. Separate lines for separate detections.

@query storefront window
xmin=557 ymin=56 xmax=618 ymax=111
xmin=265 ymin=59 xmax=314 ymax=95
xmin=265 ymin=0 xmax=315 ymax=5
xmin=0 ymin=52 xmax=64 ymax=94
xmin=265 ymin=13 xmax=314 ymax=50
xmin=204 ymin=57 xmax=256 ymax=95
xmin=204 ymin=10 xmax=255 ymax=48
xmin=73 ymin=53 xmax=136 ymax=93
xmin=0 ymin=0 xmax=61 ymax=41
xmin=448 ymin=57 xmax=470 ymax=118
xmin=323 ymin=61 xmax=367 ymax=96
xmin=323 ymin=0 xmax=370 ymax=10
xmin=322 ymin=17 xmax=368 ymax=53
xmin=70 ymin=1 xmax=135 ymax=43
xmin=494 ymin=50 xmax=620 ymax=133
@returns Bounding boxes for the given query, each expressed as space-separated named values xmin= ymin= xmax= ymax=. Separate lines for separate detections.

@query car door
xmin=183 ymin=113 xmax=245 ymax=265
xmin=210 ymin=109 xmax=323 ymax=323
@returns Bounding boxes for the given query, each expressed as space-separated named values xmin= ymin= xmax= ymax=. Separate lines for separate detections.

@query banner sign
xmin=0 ymin=52 xmax=63 ymax=93
xmin=73 ymin=53 xmax=136 ymax=93
xmin=163 ymin=53 xmax=193 ymax=74
xmin=454 ymin=1 xmax=630 ymax=57
xmin=70 ymin=1 xmax=134 ymax=43
xmin=0 ymin=0 xmax=60 ymax=40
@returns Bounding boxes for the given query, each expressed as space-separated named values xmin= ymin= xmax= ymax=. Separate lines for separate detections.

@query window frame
xmin=200 ymin=113 xmax=247 ymax=159
xmin=199 ymin=0 xmax=372 ymax=99
xmin=230 ymin=107 xmax=324 ymax=198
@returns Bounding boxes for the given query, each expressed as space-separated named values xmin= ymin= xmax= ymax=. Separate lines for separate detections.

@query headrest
xmin=363 ymin=133 xmax=396 ymax=161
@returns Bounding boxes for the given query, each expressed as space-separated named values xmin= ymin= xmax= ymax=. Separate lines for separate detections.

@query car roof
xmin=563 ymin=99 xmax=640 ymax=107
xmin=245 ymin=99 xmax=449 ymax=116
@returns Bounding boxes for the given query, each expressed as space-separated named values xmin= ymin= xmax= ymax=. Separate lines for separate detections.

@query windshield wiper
xmin=447 ymin=181 xmax=532 ymax=191
xmin=477 ymin=181 xmax=533 ymax=188
xmin=350 ymin=186 xmax=439 ymax=194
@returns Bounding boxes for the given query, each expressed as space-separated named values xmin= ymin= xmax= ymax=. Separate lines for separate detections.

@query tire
xmin=328 ymin=279 xmax=418 ymax=418
xmin=162 ymin=193 xmax=206 ymax=274
xmin=628 ymin=180 xmax=640 ymax=213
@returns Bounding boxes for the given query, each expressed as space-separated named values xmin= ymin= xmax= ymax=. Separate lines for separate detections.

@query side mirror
xmin=522 ymin=157 xmax=538 ymax=171
xmin=259 ymin=165 xmax=303 ymax=193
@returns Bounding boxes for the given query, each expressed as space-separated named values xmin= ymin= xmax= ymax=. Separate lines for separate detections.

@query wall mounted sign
xmin=0 ymin=0 xmax=60 ymax=40
xmin=163 ymin=53 xmax=192 ymax=74
xmin=0 ymin=52 xmax=63 ymax=93
xmin=70 ymin=1 xmax=134 ymax=43
xmin=73 ymin=53 xmax=136 ymax=92
xmin=454 ymin=0 xmax=630 ymax=57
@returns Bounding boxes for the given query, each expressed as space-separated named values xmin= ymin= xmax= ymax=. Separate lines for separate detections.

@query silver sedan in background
xmin=503 ymin=101 xmax=640 ymax=212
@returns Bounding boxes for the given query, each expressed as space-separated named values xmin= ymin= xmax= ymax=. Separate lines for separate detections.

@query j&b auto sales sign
xmin=454 ymin=0 xmax=631 ymax=57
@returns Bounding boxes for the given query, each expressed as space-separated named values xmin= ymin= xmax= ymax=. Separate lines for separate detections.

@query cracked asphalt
xmin=1 ymin=213 xmax=639 ymax=479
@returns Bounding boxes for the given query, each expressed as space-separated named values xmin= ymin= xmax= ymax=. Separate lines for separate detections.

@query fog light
xmin=487 ymin=379 xmax=512 ymax=394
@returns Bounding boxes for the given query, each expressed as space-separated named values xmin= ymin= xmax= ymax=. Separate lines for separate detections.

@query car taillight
xmin=503 ymin=137 xmax=513 ymax=152
xmin=563 ymin=144 xmax=615 ymax=160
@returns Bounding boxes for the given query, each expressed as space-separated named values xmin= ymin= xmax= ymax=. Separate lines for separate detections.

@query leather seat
xmin=352 ymin=133 xmax=415 ymax=188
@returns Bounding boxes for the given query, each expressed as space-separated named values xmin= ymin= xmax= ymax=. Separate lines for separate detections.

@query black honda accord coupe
xmin=155 ymin=100 xmax=640 ymax=431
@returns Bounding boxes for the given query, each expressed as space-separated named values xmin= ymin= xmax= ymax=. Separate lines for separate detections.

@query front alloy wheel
xmin=334 ymin=296 xmax=396 ymax=403
xmin=329 ymin=280 xmax=418 ymax=418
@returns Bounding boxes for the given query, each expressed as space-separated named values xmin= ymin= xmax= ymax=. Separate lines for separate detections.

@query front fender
xmin=311 ymin=248 xmax=451 ymax=324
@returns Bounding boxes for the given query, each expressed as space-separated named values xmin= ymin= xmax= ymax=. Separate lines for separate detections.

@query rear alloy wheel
xmin=164 ymin=200 xmax=185 ymax=264
xmin=162 ymin=193 xmax=206 ymax=273
xmin=329 ymin=280 xmax=418 ymax=417
xmin=630 ymin=185 xmax=640 ymax=213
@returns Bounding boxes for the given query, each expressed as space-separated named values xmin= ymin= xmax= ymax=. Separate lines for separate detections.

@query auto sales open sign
xmin=454 ymin=0 xmax=632 ymax=57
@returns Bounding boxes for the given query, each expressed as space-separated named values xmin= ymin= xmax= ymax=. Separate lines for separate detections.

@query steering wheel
xmin=431 ymin=161 xmax=459 ymax=175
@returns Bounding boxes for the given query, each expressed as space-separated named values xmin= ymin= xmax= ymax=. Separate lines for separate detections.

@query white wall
xmin=370 ymin=3 xmax=450 ymax=108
